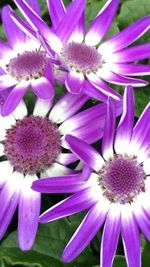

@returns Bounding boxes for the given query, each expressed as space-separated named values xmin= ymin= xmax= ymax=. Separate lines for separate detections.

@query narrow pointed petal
xmin=97 ymin=69 xmax=148 ymax=87
xmin=0 ymin=75 xmax=17 ymax=90
xmin=132 ymin=201 xmax=150 ymax=242
xmin=62 ymin=201 xmax=109 ymax=262
xmin=85 ymin=0 xmax=119 ymax=46
xmin=47 ymin=0 xmax=65 ymax=29
xmin=56 ymin=153 xmax=78 ymax=165
xmin=99 ymin=16 xmax=150 ymax=53
xmin=115 ymin=86 xmax=134 ymax=154
xmin=107 ymin=63 xmax=150 ymax=76
xmin=32 ymin=174 xmax=87 ymax=193
xmin=2 ymin=81 xmax=29 ymax=116
xmin=56 ymin=0 xmax=86 ymax=43
xmin=121 ymin=204 xmax=141 ymax=267
xmin=65 ymin=71 xmax=84 ymax=95
xmin=18 ymin=175 xmax=41 ymax=250
xmin=49 ymin=92 xmax=89 ymax=124
xmin=0 ymin=40 xmax=13 ymax=59
xmin=14 ymin=0 xmax=62 ymax=53
xmin=69 ymin=13 xmax=85 ymax=43
xmin=110 ymin=43 xmax=150 ymax=63
xmin=33 ymin=98 xmax=53 ymax=117
xmin=83 ymin=80 xmax=108 ymax=103
xmin=129 ymin=103 xmax=150 ymax=156
xmin=42 ymin=162 xmax=75 ymax=178
xmin=101 ymin=204 xmax=121 ymax=267
xmin=0 ymin=173 xmax=22 ymax=239
xmin=2 ymin=5 xmax=25 ymax=49
xmin=65 ymin=134 xmax=104 ymax=172
xmin=87 ymin=73 xmax=121 ymax=100
xmin=31 ymin=77 xmax=54 ymax=99
xmin=27 ymin=0 xmax=41 ymax=16
xmin=102 ymin=98 xmax=116 ymax=160
xmin=40 ymin=187 xmax=98 ymax=223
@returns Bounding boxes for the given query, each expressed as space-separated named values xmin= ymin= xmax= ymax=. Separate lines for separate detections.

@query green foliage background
xmin=0 ymin=0 xmax=150 ymax=266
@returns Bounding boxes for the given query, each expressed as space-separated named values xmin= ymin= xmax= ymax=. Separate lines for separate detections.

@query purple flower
xmin=0 ymin=90 xmax=123 ymax=250
xmin=13 ymin=0 xmax=150 ymax=100
xmin=0 ymin=4 xmax=55 ymax=116
xmin=32 ymin=86 xmax=150 ymax=267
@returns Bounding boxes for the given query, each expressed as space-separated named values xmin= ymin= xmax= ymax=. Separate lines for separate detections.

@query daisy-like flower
xmin=0 ymin=90 xmax=122 ymax=250
xmin=12 ymin=0 xmax=150 ymax=100
xmin=33 ymin=86 xmax=150 ymax=267
xmin=0 ymin=3 xmax=55 ymax=116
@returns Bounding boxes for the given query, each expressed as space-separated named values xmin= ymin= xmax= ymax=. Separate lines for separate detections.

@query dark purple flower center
xmin=6 ymin=50 xmax=47 ymax=81
xmin=99 ymin=154 xmax=146 ymax=204
xmin=61 ymin=42 xmax=102 ymax=73
xmin=4 ymin=116 xmax=61 ymax=174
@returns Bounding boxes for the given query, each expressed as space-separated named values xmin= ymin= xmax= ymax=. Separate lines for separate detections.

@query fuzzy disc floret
xmin=4 ymin=115 xmax=61 ymax=174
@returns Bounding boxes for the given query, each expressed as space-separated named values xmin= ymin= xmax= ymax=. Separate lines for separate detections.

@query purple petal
xmin=99 ymin=16 xmax=150 ymax=53
xmin=111 ymin=43 xmax=150 ymax=63
xmin=0 ymin=75 xmax=17 ymax=90
xmin=2 ymin=5 xmax=26 ymax=49
xmin=56 ymin=0 xmax=86 ymax=43
xmin=0 ymin=161 xmax=13 ymax=188
xmin=83 ymin=80 xmax=108 ymax=103
xmin=115 ymin=86 xmax=134 ymax=154
xmin=85 ymin=0 xmax=119 ymax=46
xmin=87 ymin=73 xmax=121 ymax=100
xmin=14 ymin=0 xmax=62 ymax=53
xmin=101 ymin=204 xmax=121 ymax=267
xmin=0 ymin=173 xmax=21 ymax=239
xmin=1 ymin=81 xmax=29 ymax=116
xmin=47 ymin=0 xmax=65 ymax=29
xmin=65 ymin=71 xmax=84 ymax=95
xmin=31 ymin=77 xmax=54 ymax=99
xmin=62 ymin=201 xmax=108 ymax=262
xmin=39 ymin=187 xmax=97 ymax=223
xmin=0 ymin=40 xmax=13 ymax=59
xmin=32 ymin=174 xmax=87 ymax=193
xmin=18 ymin=175 xmax=41 ymax=250
xmin=130 ymin=103 xmax=150 ymax=155
xmin=108 ymin=63 xmax=150 ymax=76
xmin=69 ymin=13 xmax=85 ymax=43
xmin=98 ymin=69 xmax=148 ymax=87
xmin=27 ymin=0 xmax=41 ymax=16
xmin=121 ymin=204 xmax=141 ymax=267
xmin=56 ymin=153 xmax=78 ymax=165
xmin=132 ymin=200 xmax=150 ymax=242
xmin=49 ymin=92 xmax=89 ymax=123
xmin=65 ymin=134 xmax=104 ymax=172
xmin=102 ymin=98 xmax=116 ymax=160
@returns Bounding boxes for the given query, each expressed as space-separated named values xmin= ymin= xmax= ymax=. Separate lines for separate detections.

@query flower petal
xmin=41 ymin=162 xmax=75 ymax=178
xmin=12 ymin=100 xmax=27 ymax=120
xmin=40 ymin=187 xmax=98 ymax=223
xmin=56 ymin=0 xmax=86 ymax=43
xmin=18 ymin=175 xmax=41 ymax=250
xmin=69 ymin=14 xmax=85 ymax=43
xmin=49 ymin=92 xmax=89 ymax=123
xmin=62 ymin=200 xmax=109 ymax=262
xmin=101 ymin=203 xmax=121 ymax=267
xmin=102 ymin=98 xmax=116 ymax=160
xmin=99 ymin=16 xmax=150 ymax=53
xmin=0 ymin=172 xmax=22 ymax=239
xmin=47 ymin=0 xmax=65 ymax=29
xmin=0 ymin=114 xmax=16 ymax=140
xmin=107 ymin=63 xmax=150 ymax=76
xmin=33 ymin=98 xmax=53 ymax=117
xmin=65 ymin=134 xmax=104 ymax=172
xmin=115 ymin=86 xmax=134 ymax=154
xmin=0 ymin=75 xmax=17 ymax=90
xmin=85 ymin=0 xmax=119 ymax=46
xmin=56 ymin=153 xmax=78 ymax=165
xmin=2 ymin=81 xmax=29 ymax=116
xmin=32 ymin=174 xmax=87 ymax=194
xmin=31 ymin=77 xmax=54 ymax=100
xmin=83 ymin=79 xmax=108 ymax=103
xmin=27 ymin=0 xmax=41 ymax=16
xmin=0 ymin=40 xmax=13 ymax=59
xmin=121 ymin=204 xmax=141 ymax=267
xmin=65 ymin=71 xmax=84 ymax=95
xmin=2 ymin=5 xmax=26 ymax=50
xmin=0 ymin=161 xmax=13 ymax=188
xmin=110 ymin=43 xmax=150 ymax=63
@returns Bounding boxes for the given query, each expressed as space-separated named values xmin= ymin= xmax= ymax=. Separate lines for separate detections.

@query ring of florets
xmin=98 ymin=154 xmax=146 ymax=204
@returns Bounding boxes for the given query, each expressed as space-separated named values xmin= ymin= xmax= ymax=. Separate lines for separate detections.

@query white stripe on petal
xmin=33 ymin=98 xmax=53 ymax=117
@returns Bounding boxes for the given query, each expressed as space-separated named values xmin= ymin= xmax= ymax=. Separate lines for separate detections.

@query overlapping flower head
xmin=0 ymin=91 xmax=123 ymax=250
xmin=33 ymin=86 xmax=150 ymax=267
xmin=11 ymin=0 xmax=150 ymax=100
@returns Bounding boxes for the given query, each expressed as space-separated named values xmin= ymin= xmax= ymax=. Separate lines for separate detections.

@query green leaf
xmin=113 ymin=255 xmax=127 ymax=267
xmin=117 ymin=0 xmax=150 ymax=43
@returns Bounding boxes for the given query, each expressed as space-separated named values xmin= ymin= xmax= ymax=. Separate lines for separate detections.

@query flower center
xmin=99 ymin=154 xmax=146 ymax=204
xmin=61 ymin=42 xmax=102 ymax=73
xmin=4 ymin=116 xmax=61 ymax=174
xmin=6 ymin=50 xmax=48 ymax=81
